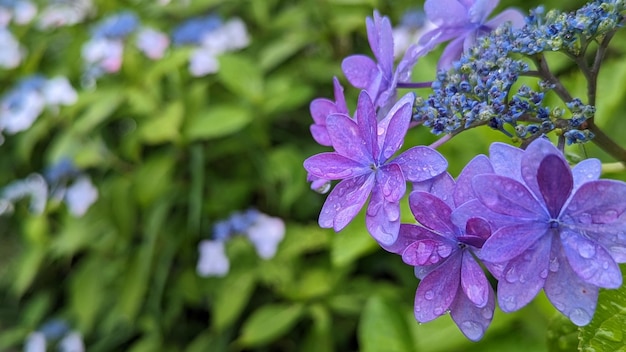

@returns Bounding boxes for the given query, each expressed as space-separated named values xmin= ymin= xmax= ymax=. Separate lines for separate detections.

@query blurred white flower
xmin=1 ymin=173 xmax=48 ymax=215
xmin=81 ymin=38 xmax=124 ymax=74
xmin=0 ymin=28 xmax=24 ymax=69
xmin=0 ymin=90 xmax=45 ymax=134
xmin=197 ymin=240 xmax=229 ymax=277
xmin=136 ymin=27 xmax=170 ymax=60
xmin=43 ymin=76 xmax=78 ymax=106
xmin=24 ymin=332 xmax=46 ymax=352
xmin=200 ymin=18 xmax=249 ymax=54
xmin=13 ymin=0 xmax=37 ymax=25
xmin=189 ymin=48 xmax=219 ymax=76
xmin=246 ymin=214 xmax=285 ymax=259
xmin=64 ymin=176 xmax=98 ymax=217
xmin=37 ymin=0 xmax=93 ymax=29
xmin=59 ymin=331 xmax=85 ymax=352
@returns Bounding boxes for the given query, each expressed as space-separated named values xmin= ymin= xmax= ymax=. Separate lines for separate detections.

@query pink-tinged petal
xmin=480 ymin=222 xmax=549 ymax=263
xmin=413 ymin=172 xmax=456 ymax=208
xmin=424 ymin=0 xmax=470 ymax=27
xmin=310 ymin=124 xmax=332 ymax=146
xmin=461 ymin=251 xmax=490 ymax=308
xmin=489 ymin=142 xmax=523 ymax=181
xmin=497 ymin=235 xmax=551 ymax=312
xmin=331 ymin=77 xmax=348 ymax=114
xmin=452 ymin=199 xmax=518 ymax=233
xmin=367 ymin=11 xmax=394 ymax=75
xmin=303 ymin=153 xmax=370 ymax=180
xmin=472 ymin=174 xmax=546 ymax=219
xmin=326 ymin=113 xmax=372 ymax=164
xmin=571 ymin=158 xmax=601 ymax=192
xmin=366 ymin=187 xmax=400 ymax=245
xmin=356 ymin=91 xmax=379 ymax=159
xmin=521 ymin=138 xmax=561 ymax=199
xmin=310 ymin=98 xmax=336 ymax=125
xmin=560 ymin=229 xmax=622 ymax=288
xmin=384 ymin=223 xmax=440 ymax=254
xmin=402 ymin=237 xmax=456 ymax=266
xmin=341 ymin=55 xmax=378 ymax=90
xmin=319 ymin=173 xmax=375 ymax=231
xmin=450 ymin=284 xmax=495 ymax=342
xmin=377 ymin=93 xmax=415 ymax=161
xmin=414 ymin=255 xmax=462 ymax=322
xmin=438 ymin=36 xmax=466 ymax=70
xmin=469 ymin=0 xmax=499 ymax=24
xmin=485 ymin=8 xmax=526 ymax=29
xmin=537 ymin=154 xmax=573 ymax=218
xmin=454 ymin=154 xmax=494 ymax=207
xmin=462 ymin=217 xmax=491 ymax=247
xmin=409 ymin=191 xmax=457 ymax=238
xmin=393 ymin=146 xmax=448 ymax=182
xmin=377 ymin=163 xmax=406 ymax=203
xmin=544 ymin=239 xmax=598 ymax=326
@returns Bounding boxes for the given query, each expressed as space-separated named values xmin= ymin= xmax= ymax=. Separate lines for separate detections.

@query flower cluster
xmin=304 ymin=0 xmax=626 ymax=341
xmin=197 ymin=209 xmax=286 ymax=277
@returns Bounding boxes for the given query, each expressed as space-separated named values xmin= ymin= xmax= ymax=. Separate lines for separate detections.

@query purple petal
xmin=544 ymin=239 xmax=598 ymax=326
xmin=485 ymin=8 xmax=526 ymax=29
xmin=326 ymin=113 xmax=372 ymax=164
xmin=537 ymin=154 xmax=573 ymax=218
xmin=571 ymin=158 xmax=601 ymax=192
xmin=414 ymin=255 xmax=462 ymax=322
xmin=304 ymin=153 xmax=370 ymax=180
xmin=366 ymin=187 xmax=401 ymax=245
xmin=452 ymin=199 xmax=519 ymax=232
xmin=341 ymin=55 xmax=378 ymax=90
xmin=377 ymin=93 xmax=414 ymax=162
xmin=413 ymin=172 xmax=456 ymax=208
xmin=521 ymin=138 xmax=561 ymax=199
xmin=438 ymin=36 xmax=466 ymax=69
xmin=461 ymin=251 xmax=490 ymax=308
xmin=489 ymin=142 xmax=523 ymax=182
xmin=310 ymin=98 xmax=335 ymax=125
xmin=496 ymin=235 xmax=551 ymax=312
xmin=464 ymin=217 xmax=491 ymax=243
xmin=469 ymin=0 xmax=498 ymax=24
xmin=319 ymin=173 xmax=375 ymax=231
xmin=424 ymin=0 xmax=470 ymax=27
xmin=377 ymin=163 xmax=406 ymax=203
xmin=367 ymin=11 xmax=394 ymax=75
xmin=310 ymin=124 xmax=331 ymax=146
xmin=560 ymin=229 xmax=622 ymax=288
xmin=454 ymin=154 xmax=494 ymax=207
xmin=450 ymin=284 xmax=495 ymax=342
xmin=392 ymin=146 xmax=448 ymax=182
xmin=409 ymin=191 xmax=457 ymax=238
xmin=472 ymin=174 xmax=546 ymax=219
xmin=385 ymin=223 xmax=440 ymax=254
xmin=402 ymin=237 xmax=456 ymax=266
xmin=331 ymin=76 xmax=348 ymax=114
xmin=356 ymin=91 xmax=379 ymax=159
xmin=480 ymin=221 xmax=548 ymax=263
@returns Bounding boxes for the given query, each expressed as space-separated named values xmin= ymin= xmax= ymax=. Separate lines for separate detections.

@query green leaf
xmin=237 ymin=303 xmax=305 ymax=347
xmin=217 ymin=54 xmax=264 ymax=102
xmin=546 ymin=313 xmax=579 ymax=352
xmin=183 ymin=105 xmax=252 ymax=141
xmin=71 ymin=90 xmax=124 ymax=134
xmin=301 ymin=304 xmax=334 ymax=352
xmin=13 ymin=246 xmax=46 ymax=296
xmin=358 ymin=295 xmax=417 ymax=352
xmin=580 ymin=267 xmax=626 ymax=352
xmin=133 ymin=154 xmax=175 ymax=206
xmin=69 ymin=258 xmax=107 ymax=332
xmin=259 ymin=31 xmax=310 ymax=71
xmin=331 ymin=214 xmax=378 ymax=267
xmin=138 ymin=101 xmax=184 ymax=144
xmin=213 ymin=271 xmax=256 ymax=331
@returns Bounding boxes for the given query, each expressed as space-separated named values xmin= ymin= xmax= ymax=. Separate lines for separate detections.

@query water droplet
xmin=549 ymin=257 xmax=560 ymax=272
xmin=579 ymin=213 xmax=592 ymax=224
xmin=377 ymin=126 xmax=385 ymax=135
xmin=501 ymin=296 xmax=517 ymax=311
xmin=602 ymin=261 xmax=609 ymax=270
xmin=460 ymin=320 xmax=483 ymax=340
xmin=569 ymin=308 xmax=591 ymax=326
xmin=540 ymin=269 xmax=548 ymax=278
xmin=481 ymin=308 xmax=493 ymax=320
xmin=505 ymin=267 xmax=519 ymax=283
xmin=314 ymin=181 xmax=331 ymax=194
xmin=434 ymin=307 xmax=444 ymax=315
xmin=577 ymin=242 xmax=596 ymax=259
xmin=437 ymin=244 xmax=452 ymax=258
xmin=424 ymin=290 xmax=434 ymax=300
xmin=604 ymin=209 xmax=618 ymax=221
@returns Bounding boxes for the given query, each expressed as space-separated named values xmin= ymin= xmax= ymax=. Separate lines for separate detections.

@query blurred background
xmin=0 ymin=0 xmax=621 ymax=351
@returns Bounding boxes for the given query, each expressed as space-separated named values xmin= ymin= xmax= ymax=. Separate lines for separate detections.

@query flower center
xmin=549 ymin=219 xmax=560 ymax=228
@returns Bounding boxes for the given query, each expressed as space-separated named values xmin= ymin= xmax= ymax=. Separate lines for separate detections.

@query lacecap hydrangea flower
xmin=304 ymin=91 xmax=447 ymax=245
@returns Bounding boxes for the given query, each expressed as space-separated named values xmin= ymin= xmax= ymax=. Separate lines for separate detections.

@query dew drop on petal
xmin=540 ymin=269 xmax=548 ymax=279
xmin=424 ymin=290 xmax=434 ymax=300
xmin=481 ymin=308 xmax=493 ymax=320
xmin=578 ymin=213 xmax=592 ymax=224
xmin=501 ymin=296 xmax=517 ymax=311
xmin=377 ymin=126 xmax=385 ymax=136
xmin=577 ymin=242 xmax=596 ymax=259
xmin=437 ymin=244 xmax=452 ymax=258
xmin=604 ymin=209 xmax=618 ymax=222
xmin=434 ymin=307 xmax=444 ymax=315
xmin=505 ymin=267 xmax=519 ymax=283
xmin=602 ymin=261 xmax=609 ymax=270
xmin=460 ymin=321 xmax=484 ymax=341
xmin=549 ymin=257 xmax=560 ymax=272
xmin=569 ymin=308 xmax=591 ymax=326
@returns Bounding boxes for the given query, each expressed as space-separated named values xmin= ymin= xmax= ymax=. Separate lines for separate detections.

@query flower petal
xmin=452 ymin=198 xmax=518 ymax=232
xmin=310 ymin=98 xmax=335 ymax=125
xmin=392 ymin=146 xmax=448 ymax=182
xmin=544 ymin=239 xmax=598 ymax=326
xmin=409 ymin=191 xmax=457 ymax=239
xmin=461 ymin=251 xmax=490 ymax=308
xmin=303 ymin=152 xmax=370 ymax=180
xmin=489 ymin=142 xmax=523 ymax=182
xmin=450 ymin=284 xmax=495 ymax=342
xmin=424 ymin=0 xmax=470 ymax=27
xmin=497 ymin=235 xmax=551 ymax=312
xmin=438 ymin=36 xmax=466 ymax=69
xmin=454 ymin=154 xmax=494 ymax=207
xmin=367 ymin=11 xmax=394 ymax=75
xmin=331 ymin=76 xmax=348 ymax=114
xmin=341 ymin=54 xmax=378 ymax=90
xmin=537 ymin=154 xmax=573 ymax=218
xmin=377 ymin=163 xmax=406 ymax=203
xmin=384 ymin=223 xmax=440 ymax=254
xmin=571 ymin=158 xmax=601 ymax=192
xmin=472 ymin=174 xmax=546 ymax=219
xmin=469 ymin=0 xmax=499 ymax=24
xmin=402 ymin=237 xmax=456 ymax=266
xmin=560 ymin=229 xmax=622 ymax=288
xmin=366 ymin=186 xmax=401 ymax=245
xmin=356 ymin=91 xmax=379 ymax=159
xmin=378 ymin=92 xmax=414 ymax=162
xmin=326 ymin=113 xmax=372 ymax=163
xmin=520 ymin=138 xmax=561 ymax=199
xmin=414 ymin=255 xmax=462 ymax=322
xmin=319 ymin=173 xmax=375 ymax=231
xmin=480 ymin=221 xmax=549 ymax=263
xmin=310 ymin=124 xmax=331 ymax=146
xmin=485 ymin=8 xmax=526 ymax=29
xmin=413 ymin=172 xmax=456 ymax=208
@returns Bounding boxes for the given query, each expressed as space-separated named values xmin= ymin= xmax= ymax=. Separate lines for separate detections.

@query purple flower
xmin=458 ymin=138 xmax=626 ymax=325
xmin=387 ymin=156 xmax=496 ymax=341
xmin=418 ymin=0 xmax=525 ymax=69
xmin=197 ymin=240 xmax=230 ymax=277
xmin=309 ymin=77 xmax=348 ymax=147
xmin=341 ymin=11 xmax=422 ymax=112
xmin=304 ymin=91 xmax=447 ymax=245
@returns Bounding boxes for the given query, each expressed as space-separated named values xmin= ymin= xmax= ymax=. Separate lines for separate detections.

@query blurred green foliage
xmin=0 ymin=0 xmax=624 ymax=351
